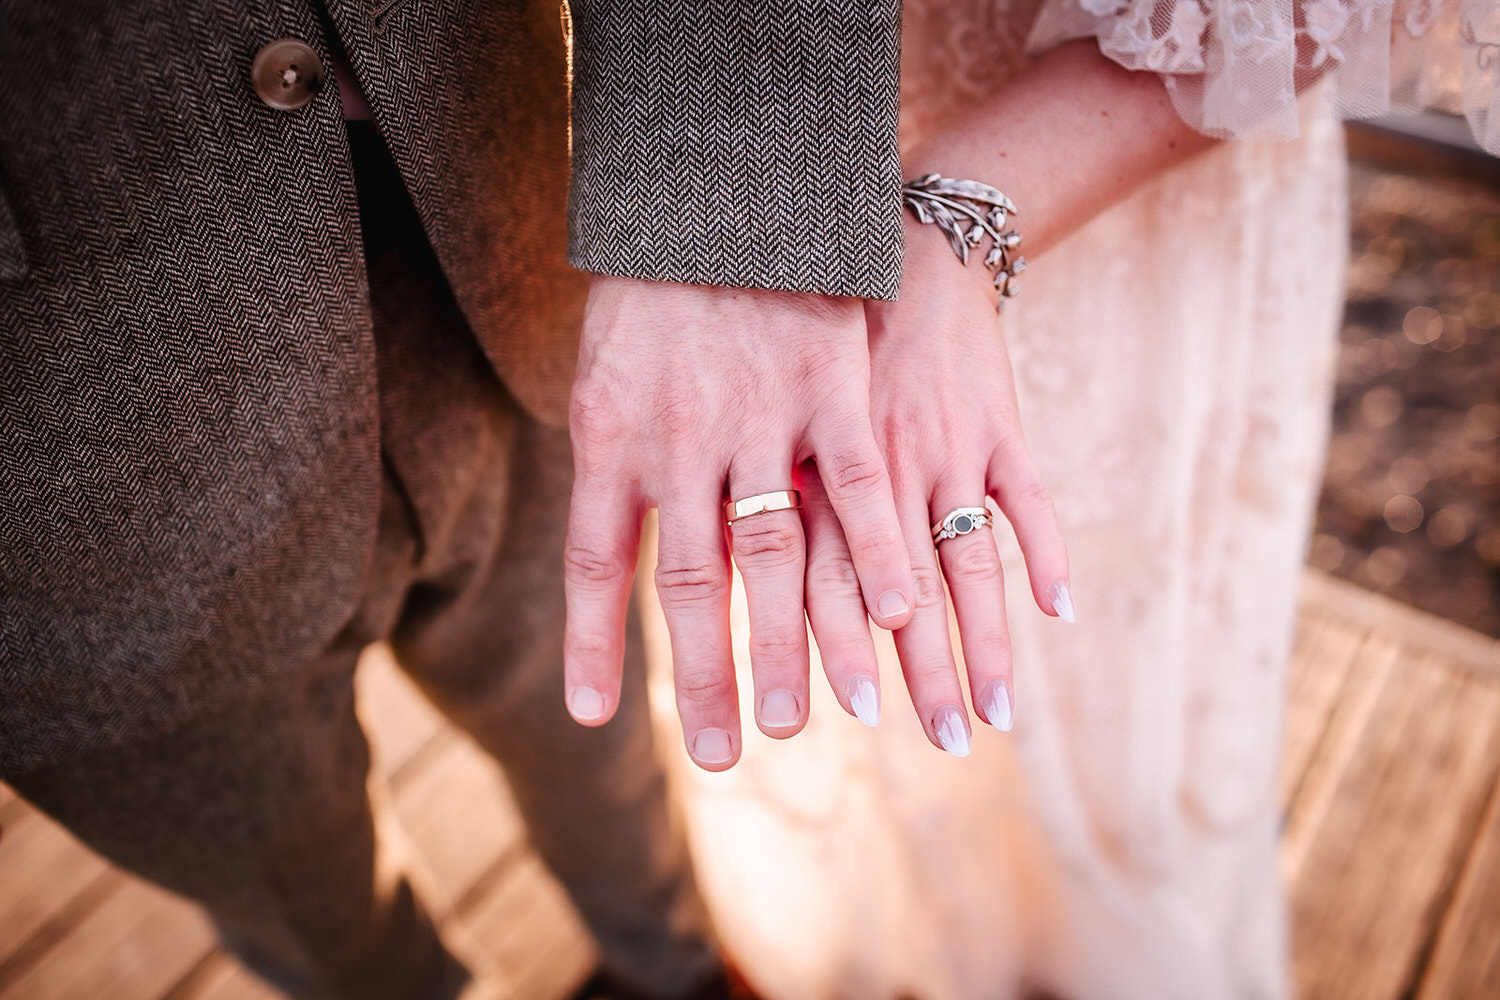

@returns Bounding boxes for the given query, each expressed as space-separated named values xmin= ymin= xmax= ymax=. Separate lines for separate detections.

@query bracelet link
xmin=901 ymin=173 xmax=1027 ymax=312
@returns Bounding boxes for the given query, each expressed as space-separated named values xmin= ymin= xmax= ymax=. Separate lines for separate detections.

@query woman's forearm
xmin=903 ymin=40 xmax=1219 ymax=260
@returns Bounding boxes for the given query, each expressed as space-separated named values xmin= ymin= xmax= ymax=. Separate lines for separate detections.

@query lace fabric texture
xmin=1030 ymin=0 xmax=1500 ymax=152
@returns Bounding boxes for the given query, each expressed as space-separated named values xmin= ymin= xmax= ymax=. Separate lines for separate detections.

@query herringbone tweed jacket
xmin=0 ymin=0 xmax=905 ymax=776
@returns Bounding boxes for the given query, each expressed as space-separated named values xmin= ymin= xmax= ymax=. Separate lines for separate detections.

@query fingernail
xmin=568 ymin=686 xmax=607 ymax=722
xmin=1050 ymin=580 xmax=1076 ymax=623
xmin=981 ymin=681 xmax=1014 ymax=732
xmin=759 ymin=689 xmax=801 ymax=729
xmin=876 ymin=589 xmax=910 ymax=621
xmin=691 ymin=727 xmax=733 ymax=765
xmin=934 ymin=705 xmax=971 ymax=758
xmin=847 ymin=674 xmax=880 ymax=727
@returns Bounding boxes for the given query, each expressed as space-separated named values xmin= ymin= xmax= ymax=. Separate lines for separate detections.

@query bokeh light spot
xmin=1383 ymin=494 xmax=1424 ymax=533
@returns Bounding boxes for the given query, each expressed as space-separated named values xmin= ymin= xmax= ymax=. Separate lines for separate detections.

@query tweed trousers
xmin=8 ymin=122 xmax=715 ymax=1000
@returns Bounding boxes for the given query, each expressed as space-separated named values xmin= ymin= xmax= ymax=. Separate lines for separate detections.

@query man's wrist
xmin=566 ymin=0 xmax=906 ymax=302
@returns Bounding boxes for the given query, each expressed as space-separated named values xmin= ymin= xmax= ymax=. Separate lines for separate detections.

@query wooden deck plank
xmin=355 ymin=644 xmax=448 ymax=782
xmin=1417 ymin=769 xmax=1500 ymax=999
xmin=385 ymin=731 xmax=526 ymax=919
xmin=1280 ymin=630 xmax=1402 ymax=880
xmin=466 ymin=853 xmax=597 ymax=1000
xmin=0 ymin=876 xmax=215 ymax=1000
xmin=1287 ymin=651 xmax=1500 ymax=1000
xmin=5 ymin=570 xmax=1498 ymax=1000
xmin=1298 ymin=572 xmax=1500 ymax=682
xmin=0 ymin=801 xmax=114 ymax=973
xmin=1280 ymin=609 xmax=1371 ymax=812
xmin=179 ymin=956 xmax=283 ymax=1000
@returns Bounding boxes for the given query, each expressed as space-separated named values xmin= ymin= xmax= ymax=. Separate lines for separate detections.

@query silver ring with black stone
xmin=931 ymin=507 xmax=992 ymax=544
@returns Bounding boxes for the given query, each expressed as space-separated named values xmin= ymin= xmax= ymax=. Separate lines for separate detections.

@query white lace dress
xmin=647 ymin=3 xmax=1498 ymax=997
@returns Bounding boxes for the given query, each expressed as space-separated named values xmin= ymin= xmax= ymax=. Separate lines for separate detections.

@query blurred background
xmin=0 ymin=113 xmax=1495 ymax=1000
xmin=1315 ymin=120 xmax=1499 ymax=639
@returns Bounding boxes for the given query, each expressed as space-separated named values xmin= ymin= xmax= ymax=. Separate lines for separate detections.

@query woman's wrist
xmin=898 ymin=173 xmax=1027 ymax=308
xmin=900 ymin=40 xmax=1216 ymax=261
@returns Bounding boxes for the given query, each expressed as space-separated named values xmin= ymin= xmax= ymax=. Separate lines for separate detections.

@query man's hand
xmin=562 ymin=276 xmax=914 ymax=770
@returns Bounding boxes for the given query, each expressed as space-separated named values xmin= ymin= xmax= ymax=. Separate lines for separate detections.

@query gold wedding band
xmin=724 ymin=490 xmax=801 ymax=523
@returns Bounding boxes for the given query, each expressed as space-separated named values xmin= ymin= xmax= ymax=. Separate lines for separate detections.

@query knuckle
xmin=825 ymin=454 xmax=889 ymax=499
xmin=731 ymin=519 xmax=802 ymax=568
xmin=564 ymin=629 xmax=616 ymax=663
xmin=564 ymin=543 xmax=632 ymax=587
xmin=911 ymin=565 xmax=947 ymax=609
xmin=972 ymin=629 xmax=1012 ymax=655
xmin=807 ymin=552 xmax=861 ymax=596
xmin=910 ymin=660 xmax=956 ymax=688
xmin=569 ymin=380 xmax=623 ymax=444
xmin=848 ymin=528 xmax=905 ymax=565
xmin=945 ymin=539 xmax=1002 ymax=582
xmin=674 ymin=669 xmax=734 ymax=707
xmin=655 ymin=562 xmax=728 ymax=608
xmin=749 ymin=628 xmax=804 ymax=658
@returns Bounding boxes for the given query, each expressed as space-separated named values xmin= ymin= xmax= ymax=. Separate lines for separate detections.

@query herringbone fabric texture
xmin=566 ymin=0 xmax=907 ymax=301
xmin=0 ymin=0 xmax=904 ymax=776
xmin=0 ymin=0 xmax=380 ymax=779
xmin=0 ymin=188 xmax=26 ymax=280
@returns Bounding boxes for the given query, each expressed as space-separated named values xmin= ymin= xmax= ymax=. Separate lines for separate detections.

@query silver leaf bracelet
xmin=901 ymin=173 xmax=1026 ymax=312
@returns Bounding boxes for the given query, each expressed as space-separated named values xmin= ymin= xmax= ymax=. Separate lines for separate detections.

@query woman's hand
xmin=802 ymin=219 xmax=1071 ymax=754
xmin=799 ymin=35 xmax=1222 ymax=750
xmin=562 ymin=277 xmax=915 ymax=770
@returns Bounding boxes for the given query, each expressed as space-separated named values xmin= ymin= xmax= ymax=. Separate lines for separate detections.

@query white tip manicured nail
xmin=568 ymin=686 xmax=607 ymax=722
xmin=1050 ymin=580 xmax=1076 ymax=623
xmin=934 ymin=705 xmax=971 ymax=757
xmin=981 ymin=682 xmax=1014 ymax=732
xmin=759 ymin=689 xmax=801 ymax=729
xmin=848 ymin=674 xmax=880 ymax=727
xmin=691 ymin=727 xmax=733 ymax=765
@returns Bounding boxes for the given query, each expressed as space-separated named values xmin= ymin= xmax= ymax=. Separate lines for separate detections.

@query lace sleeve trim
xmin=1027 ymin=0 xmax=1500 ymax=153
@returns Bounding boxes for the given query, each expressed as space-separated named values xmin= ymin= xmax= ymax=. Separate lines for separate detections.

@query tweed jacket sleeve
xmin=564 ymin=0 xmax=906 ymax=302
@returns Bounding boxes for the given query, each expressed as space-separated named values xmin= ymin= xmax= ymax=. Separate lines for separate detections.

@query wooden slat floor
xmin=1 ymin=569 xmax=1497 ymax=1000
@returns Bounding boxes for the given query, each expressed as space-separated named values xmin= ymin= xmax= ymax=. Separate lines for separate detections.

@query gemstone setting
xmin=932 ymin=507 xmax=992 ymax=544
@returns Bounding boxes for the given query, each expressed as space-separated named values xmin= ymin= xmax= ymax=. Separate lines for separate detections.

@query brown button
xmin=251 ymin=39 xmax=325 ymax=111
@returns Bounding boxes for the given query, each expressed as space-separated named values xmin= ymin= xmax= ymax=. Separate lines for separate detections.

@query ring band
xmin=725 ymin=490 xmax=801 ymax=523
xmin=931 ymin=506 xmax=992 ymax=543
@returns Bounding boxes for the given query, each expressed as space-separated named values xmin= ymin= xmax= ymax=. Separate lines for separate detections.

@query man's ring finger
xmin=725 ymin=490 xmax=802 ymax=524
